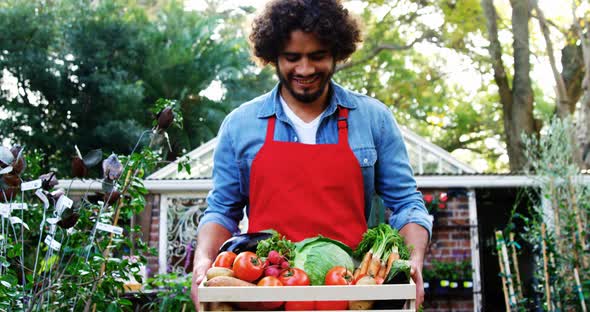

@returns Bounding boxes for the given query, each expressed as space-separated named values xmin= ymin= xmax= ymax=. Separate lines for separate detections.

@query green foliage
xmin=423 ymin=259 xmax=473 ymax=281
xmin=143 ymin=272 xmax=195 ymax=312
xmin=336 ymin=0 xmax=504 ymax=171
xmin=0 ymin=145 xmax=158 ymax=311
xmin=0 ymin=0 xmax=274 ymax=176
xmin=501 ymin=117 xmax=590 ymax=311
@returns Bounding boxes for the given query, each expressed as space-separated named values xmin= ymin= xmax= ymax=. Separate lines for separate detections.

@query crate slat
xmin=199 ymin=284 xmax=415 ymax=302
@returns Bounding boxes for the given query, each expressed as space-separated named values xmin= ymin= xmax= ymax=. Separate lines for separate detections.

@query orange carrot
xmin=359 ymin=251 xmax=372 ymax=275
xmin=376 ymin=260 xmax=387 ymax=278
xmin=367 ymin=257 xmax=381 ymax=277
xmin=352 ymin=267 xmax=361 ymax=280
xmin=384 ymin=247 xmax=400 ymax=278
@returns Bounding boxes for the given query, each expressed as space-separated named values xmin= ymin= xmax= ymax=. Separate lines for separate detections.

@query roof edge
xmin=58 ymin=174 xmax=590 ymax=193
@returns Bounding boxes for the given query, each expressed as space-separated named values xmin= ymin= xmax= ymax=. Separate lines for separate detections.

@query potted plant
xmin=423 ymin=259 xmax=473 ymax=298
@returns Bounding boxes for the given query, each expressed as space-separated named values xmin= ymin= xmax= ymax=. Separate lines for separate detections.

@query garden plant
xmin=0 ymin=101 xmax=185 ymax=311
xmin=499 ymin=117 xmax=589 ymax=311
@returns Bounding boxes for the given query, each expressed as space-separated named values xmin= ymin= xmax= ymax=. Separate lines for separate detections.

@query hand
xmin=409 ymin=260 xmax=424 ymax=309
xmin=191 ymin=258 xmax=212 ymax=311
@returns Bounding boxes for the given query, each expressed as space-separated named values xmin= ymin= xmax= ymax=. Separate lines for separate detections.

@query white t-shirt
xmin=280 ymin=96 xmax=324 ymax=144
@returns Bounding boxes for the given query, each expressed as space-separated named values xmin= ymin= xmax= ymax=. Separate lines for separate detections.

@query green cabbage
xmin=293 ymin=236 xmax=354 ymax=285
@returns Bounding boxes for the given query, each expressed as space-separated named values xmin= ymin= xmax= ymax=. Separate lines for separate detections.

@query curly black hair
xmin=249 ymin=0 xmax=362 ymax=65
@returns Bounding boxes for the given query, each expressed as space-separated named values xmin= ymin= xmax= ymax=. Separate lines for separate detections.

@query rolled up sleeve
xmin=197 ymin=114 xmax=246 ymax=235
xmin=375 ymin=112 xmax=433 ymax=238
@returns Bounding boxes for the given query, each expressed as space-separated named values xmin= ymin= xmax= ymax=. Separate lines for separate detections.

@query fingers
xmin=191 ymin=259 xmax=213 ymax=312
xmin=409 ymin=262 xmax=424 ymax=309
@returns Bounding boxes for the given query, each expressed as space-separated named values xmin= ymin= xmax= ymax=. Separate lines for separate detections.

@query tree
xmin=139 ymin=1 xmax=275 ymax=160
xmin=336 ymin=0 xmax=506 ymax=170
xmin=480 ymin=0 xmax=589 ymax=170
xmin=0 ymin=0 xmax=275 ymax=175
xmin=480 ymin=0 xmax=538 ymax=171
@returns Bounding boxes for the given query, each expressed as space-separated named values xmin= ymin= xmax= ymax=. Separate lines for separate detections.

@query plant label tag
xmin=5 ymin=203 xmax=27 ymax=211
xmin=21 ymin=179 xmax=42 ymax=191
xmin=44 ymin=236 xmax=61 ymax=251
xmin=9 ymin=216 xmax=29 ymax=230
xmin=47 ymin=218 xmax=60 ymax=225
xmin=55 ymin=196 xmax=73 ymax=215
xmin=0 ymin=205 xmax=10 ymax=217
xmin=35 ymin=189 xmax=49 ymax=208
xmin=96 ymin=222 xmax=123 ymax=235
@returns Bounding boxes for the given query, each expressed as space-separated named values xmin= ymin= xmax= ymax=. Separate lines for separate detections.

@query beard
xmin=276 ymin=64 xmax=334 ymax=103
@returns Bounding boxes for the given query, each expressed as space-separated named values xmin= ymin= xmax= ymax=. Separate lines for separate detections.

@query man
xmin=191 ymin=0 xmax=432 ymax=309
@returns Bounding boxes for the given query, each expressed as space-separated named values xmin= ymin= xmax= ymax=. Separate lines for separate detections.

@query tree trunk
xmin=509 ymin=0 xmax=536 ymax=171
xmin=573 ymin=9 xmax=590 ymax=168
xmin=481 ymin=0 xmax=536 ymax=171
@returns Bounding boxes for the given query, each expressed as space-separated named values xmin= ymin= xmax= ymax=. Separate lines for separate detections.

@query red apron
xmin=248 ymin=107 xmax=367 ymax=248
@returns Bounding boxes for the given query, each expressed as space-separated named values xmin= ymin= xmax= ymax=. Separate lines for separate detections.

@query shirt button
xmin=363 ymin=158 xmax=369 ymax=164
xmin=294 ymin=136 xmax=298 ymax=142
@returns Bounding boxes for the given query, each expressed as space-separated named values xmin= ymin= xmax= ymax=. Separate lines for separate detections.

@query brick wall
xmin=421 ymin=189 xmax=474 ymax=312
xmin=145 ymin=194 xmax=160 ymax=277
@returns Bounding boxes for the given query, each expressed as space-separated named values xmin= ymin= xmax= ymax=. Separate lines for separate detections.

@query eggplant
xmin=218 ymin=232 xmax=273 ymax=254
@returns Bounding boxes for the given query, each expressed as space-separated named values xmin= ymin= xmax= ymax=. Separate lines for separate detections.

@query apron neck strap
xmin=337 ymin=107 xmax=349 ymax=145
xmin=265 ymin=116 xmax=277 ymax=142
xmin=265 ymin=107 xmax=350 ymax=144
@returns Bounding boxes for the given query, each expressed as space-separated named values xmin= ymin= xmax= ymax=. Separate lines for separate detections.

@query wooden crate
xmin=199 ymin=280 xmax=416 ymax=311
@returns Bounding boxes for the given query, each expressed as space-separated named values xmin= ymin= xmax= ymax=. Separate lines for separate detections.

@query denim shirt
xmin=198 ymin=81 xmax=433 ymax=238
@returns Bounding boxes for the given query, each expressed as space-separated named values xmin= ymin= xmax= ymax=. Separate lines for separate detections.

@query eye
xmin=283 ymin=54 xmax=300 ymax=62
xmin=309 ymin=52 xmax=328 ymax=61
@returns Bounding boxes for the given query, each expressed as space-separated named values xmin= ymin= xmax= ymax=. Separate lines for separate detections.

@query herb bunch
xmin=256 ymin=230 xmax=296 ymax=261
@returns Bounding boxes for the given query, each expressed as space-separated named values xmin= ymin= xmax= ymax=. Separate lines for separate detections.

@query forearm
xmin=193 ymin=222 xmax=233 ymax=272
xmin=399 ymin=223 xmax=429 ymax=270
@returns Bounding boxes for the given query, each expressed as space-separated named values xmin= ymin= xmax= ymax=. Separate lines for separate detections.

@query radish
xmin=280 ymin=260 xmax=290 ymax=269
xmin=267 ymin=250 xmax=282 ymax=265
xmin=264 ymin=265 xmax=281 ymax=277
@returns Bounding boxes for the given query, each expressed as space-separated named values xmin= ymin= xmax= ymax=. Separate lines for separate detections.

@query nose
xmin=295 ymin=58 xmax=315 ymax=76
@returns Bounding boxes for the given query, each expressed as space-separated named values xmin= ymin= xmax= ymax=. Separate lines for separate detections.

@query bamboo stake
xmin=541 ymin=224 xmax=552 ymax=312
xmin=496 ymin=232 xmax=511 ymax=312
xmin=509 ymin=232 xmax=523 ymax=301
xmin=574 ymin=267 xmax=588 ymax=312
xmin=549 ymin=253 xmax=563 ymax=312
xmin=87 ymin=169 xmax=134 ymax=312
xmin=497 ymin=231 xmax=517 ymax=309
xmin=569 ymin=177 xmax=588 ymax=269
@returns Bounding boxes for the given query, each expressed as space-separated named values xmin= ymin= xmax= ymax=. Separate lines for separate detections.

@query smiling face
xmin=277 ymin=30 xmax=335 ymax=107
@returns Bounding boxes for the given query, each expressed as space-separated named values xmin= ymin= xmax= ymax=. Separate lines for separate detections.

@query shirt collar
xmin=257 ymin=81 xmax=357 ymax=119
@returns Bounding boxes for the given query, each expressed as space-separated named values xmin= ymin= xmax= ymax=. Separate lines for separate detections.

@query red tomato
xmin=316 ymin=300 xmax=349 ymax=310
xmin=317 ymin=266 xmax=352 ymax=310
xmin=257 ymin=276 xmax=284 ymax=310
xmin=257 ymin=276 xmax=283 ymax=286
xmin=233 ymin=251 xmax=264 ymax=282
xmin=212 ymin=251 xmax=236 ymax=268
xmin=324 ymin=266 xmax=353 ymax=285
xmin=279 ymin=268 xmax=311 ymax=286
xmin=285 ymin=301 xmax=315 ymax=311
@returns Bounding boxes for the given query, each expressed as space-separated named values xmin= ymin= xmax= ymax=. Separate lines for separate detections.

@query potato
xmin=349 ymin=276 xmax=377 ymax=310
xmin=206 ymin=267 xmax=234 ymax=280
xmin=208 ymin=302 xmax=234 ymax=311
xmin=204 ymin=276 xmax=256 ymax=287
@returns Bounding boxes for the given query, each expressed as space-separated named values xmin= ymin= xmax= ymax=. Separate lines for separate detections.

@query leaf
xmin=118 ymin=298 xmax=133 ymax=306
xmin=0 ymin=280 xmax=11 ymax=288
